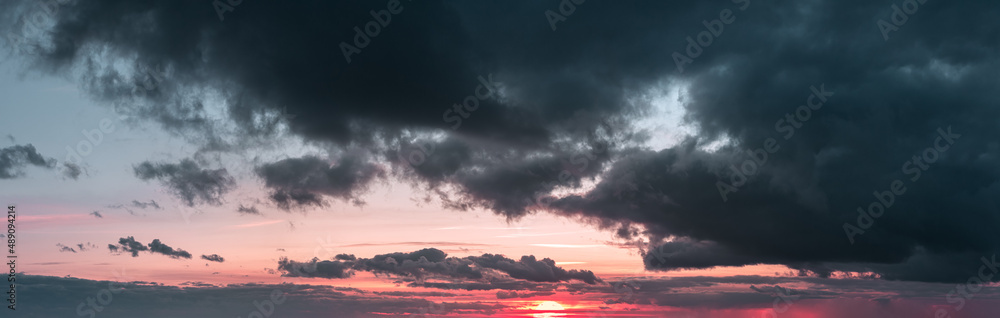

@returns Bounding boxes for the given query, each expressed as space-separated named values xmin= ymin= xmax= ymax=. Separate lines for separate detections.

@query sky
xmin=1 ymin=0 xmax=1000 ymax=317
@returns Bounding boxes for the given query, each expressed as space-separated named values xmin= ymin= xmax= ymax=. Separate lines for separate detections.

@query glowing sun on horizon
xmin=532 ymin=301 xmax=566 ymax=318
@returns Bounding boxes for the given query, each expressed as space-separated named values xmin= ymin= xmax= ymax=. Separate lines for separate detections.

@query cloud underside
xmin=277 ymin=248 xmax=601 ymax=285
xmin=6 ymin=0 xmax=1000 ymax=283
xmin=133 ymin=159 xmax=235 ymax=206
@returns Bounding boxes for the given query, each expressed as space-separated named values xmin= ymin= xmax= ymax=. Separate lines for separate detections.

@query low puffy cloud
xmin=0 ymin=144 xmax=56 ymax=179
xmin=469 ymin=254 xmax=601 ymax=284
xmin=277 ymin=248 xmax=601 ymax=285
xmin=133 ymin=159 xmax=235 ymax=206
xmin=278 ymin=257 xmax=356 ymax=279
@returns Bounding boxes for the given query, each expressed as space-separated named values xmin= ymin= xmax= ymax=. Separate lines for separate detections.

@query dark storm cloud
xmin=200 ymin=254 xmax=225 ymax=263
xmin=254 ymin=154 xmax=385 ymax=209
xmin=536 ymin=0 xmax=1000 ymax=284
xmin=278 ymin=248 xmax=601 ymax=285
xmin=7 ymin=0 xmax=1000 ymax=284
xmin=0 ymin=144 xmax=55 ymax=178
xmin=133 ymin=159 xmax=235 ymax=206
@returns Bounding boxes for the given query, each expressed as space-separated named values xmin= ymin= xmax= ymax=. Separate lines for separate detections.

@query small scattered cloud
xmin=0 ymin=144 xmax=56 ymax=179
xmin=108 ymin=236 xmax=148 ymax=257
xmin=106 ymin=199 xmax=163 ymax=216
xmin=148 ymin=239 xmax=192 ymax=259
xmin=109 ymin=237 xmax=191 ymax=259
xmin=236 ymin=204 xmax=260 ymax=215
xmin=60 ymin=242 xmax=99 ymax=253
xmin=62 ymin=162 xmax=84 ymax=179
xmin=201 ymin=254 xmax=225 ymax=263
xmin=130 ymin=200 xmax=161 ymax=209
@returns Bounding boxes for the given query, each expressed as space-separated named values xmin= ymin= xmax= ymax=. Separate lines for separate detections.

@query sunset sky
xmin=2 ymin=0 xmax=1000 ymax=317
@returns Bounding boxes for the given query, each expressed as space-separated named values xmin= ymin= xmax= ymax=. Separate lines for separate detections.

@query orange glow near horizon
xmin=532 ymin=301 xmax=566 ymax=318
